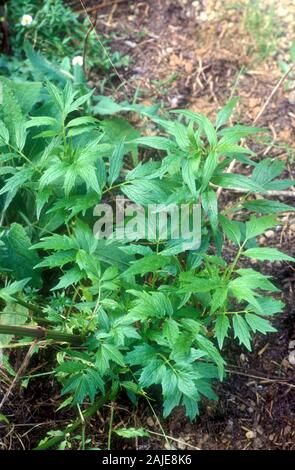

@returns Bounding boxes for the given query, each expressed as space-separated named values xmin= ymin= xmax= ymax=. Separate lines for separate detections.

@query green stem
xmin=223 ymin=241 xmax=246 ymax=281
xmin=34 ymin=398 xmax=107 ymax=450
xmin=102 ymin=181 xmax=128 ymax=195
xmin=107 ymin=402 xmax=115 ymax=450
xmin=77 ymin=404 xmax=86 ymax=450
xmin=0 ymin=325 xmax=85 ymax=346
xmin=222 ymin=192 xmax=251 ymax=216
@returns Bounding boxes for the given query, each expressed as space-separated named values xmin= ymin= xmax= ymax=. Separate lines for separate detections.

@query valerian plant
xmin=0 ymin=65 xmax=294 ymax=432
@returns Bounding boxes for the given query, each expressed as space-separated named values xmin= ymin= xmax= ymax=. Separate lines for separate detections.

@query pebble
xmin=199 ymin=12 xmax=208 ymax=22
xmin=284 ymin=425 xmax=291 ymax=436
xmin=246 ymin=430 xmax=256 ymax=439
xmin=256 ymin=425 xmax=264 ymax=435
xmin=177 ymin=441 xmax=187 ymax=450
xmin=254 ymin=437 xmax=263 ymax=448
xmin=277 ymin=6 xmax=288 ymax=17
xmin=288 ymin=91 xmax=295 ymax=104
xmin=288 ymin=350 xmax=295 ymax=366
xmin=265 ymin=230 xmax=275 ymax=238
xmin=146 ymin=417 xmax=155 ymax=427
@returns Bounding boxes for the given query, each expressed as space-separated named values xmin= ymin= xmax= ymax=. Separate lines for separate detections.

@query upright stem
xmin=107 ymin=402 xmax=115 ymax=450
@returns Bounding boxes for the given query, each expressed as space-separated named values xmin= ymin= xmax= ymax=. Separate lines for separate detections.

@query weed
xmin=242 ymin=0 xmax=281 ymax=61
xmin=0 ymin=58 xmax=294 ymax=445
xmin=6 ymin=0 xmax=129 ymax=74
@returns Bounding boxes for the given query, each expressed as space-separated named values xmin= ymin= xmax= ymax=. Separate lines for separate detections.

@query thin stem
xmin=223 ymin=240 xmax=246 ymax=281
xmin=8 ymin=143 xmax=41 ymax=174
xmin=102 ymin=181 xmax=128 ymax=195
xmin=222 ymin=192 xmax=251 ymax=216
xmin=34 ymin=398 xmax=107 ymax=450
xmin=77 ymin=404 xmax=86 ymax=450
xmin=107 ymin=401 xmax=115 ymax=450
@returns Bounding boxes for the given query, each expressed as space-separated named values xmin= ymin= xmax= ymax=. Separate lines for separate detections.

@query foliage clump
xmin=1 ymin=48 xmax=294 ymax=429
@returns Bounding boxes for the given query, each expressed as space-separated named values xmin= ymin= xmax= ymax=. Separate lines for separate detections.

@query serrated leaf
xmin=196 ymin=334 xmax=225 ymax=379
xmin=219 ymin=215 xmax=241 ymax=244
xmin=202 ymin=188 xmax=218 ymax=232
xmin=214 ymin=314 xmax=230 ymax=349
xmin=202 ymin=151 xmax=218 ymax=189
xmin=108 ymin=139 xmax=125 ymax=186
xmin=245 ymin=215 xmax=277 ymax=240
xmin=122 ymin=179 xmax=167 ymax=205
xmin=163 ymin=318 xmax=180 ymax=344
xmin=174 ymin=110 xmax=217 ymax=147
xmin=210 ymin=287 xmax=228 ymax=314
xmin=35 ymin=250 xmax=76 ymax=269
xmin=216 ymin=97 xmax=239 ymax=129
xmin=252 ymin=158 xmax=284 ymax=186
xmin=250 ymin=297 xmax=284 ymax=316
xmin=52 ymin=267 xmax=84 ymax=290
xmin=32 ymin=234 xmax=78 ymax=251
xmin=131 ymin=136 xmax=173 ymax=151
xmin=0 ymin=223 xmax=41 ymax=286
xmin=232 ymin=315 xmax=252 ymax=351
xmin=243 ymin=199 xmax=295 ymax=214
xmin=124 ymin=254 xmax=171 ymax=277
xmin=182 ymin=158 xmax=197 ymax=196
xmin=245 ymin=313 xmax=276 ymax=334
xmin=243 ymin=247 xmax=295 ymax=262
xmin=212 ymin=173 xmax=265 ymax=192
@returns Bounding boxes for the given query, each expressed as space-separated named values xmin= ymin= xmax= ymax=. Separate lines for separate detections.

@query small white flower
xmin=21 ymin=14 xmax=33 ymax=27
xmin=72 ymin=56 xmax=84 ymax=67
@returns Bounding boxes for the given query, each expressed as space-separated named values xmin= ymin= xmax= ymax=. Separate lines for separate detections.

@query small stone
xmin=146 ymin=417 xmax=155 ymax=427
xmin=288 ymin=91 xmax=295 ymax=105
xmin=284 ymin=425 xmax=291 ymax=436
xmin=254 ymin=437 xmax=263 ymax=448
xmin=240 ymin=353 xmax=247 ymax=362
xmin=265 ymin=230 xmax=275 ymax=238
xmin=199 ymin=12 xmax=208 ymax=21
xmin=277 ymin=6 xmax=288 ymax=17
xmin=246 ymin=430 xmax=256 ymax=439
xmin=288 ymin=350 xmax=295 ymax=366
xmin=177 ymin=441 xmax=187 ymax=450
xmin=256 ymin=425 xmax=264 ymax=435
xmin=289 ymin=340 xmax=295 ymax=349
xmin=125 ymin=40 xmax=137 ymax=48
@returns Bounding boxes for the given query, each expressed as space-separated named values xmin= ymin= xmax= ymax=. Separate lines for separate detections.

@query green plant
xmin=242 ymin=0 xmax=281 ymax=61
xmin=6 ymin=0 xmax=129 ymax=74
xmin=0 ymin=69 xmax=294 ymax=447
